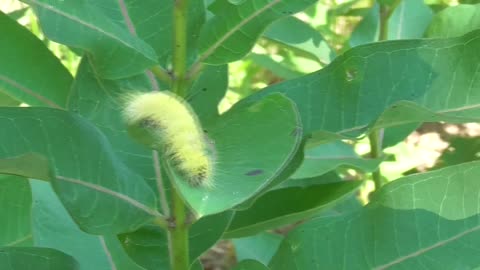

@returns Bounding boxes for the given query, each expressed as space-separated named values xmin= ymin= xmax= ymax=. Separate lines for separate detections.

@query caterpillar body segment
xmin=123 ymin=91 xmax=215 ymax=188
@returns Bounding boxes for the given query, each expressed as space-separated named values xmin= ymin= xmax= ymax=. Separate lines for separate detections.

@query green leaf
xmin=0 ymin=92 xmax=20 ymax=107
xmin=198 ymin=0 xmax=317 ymax=64
xmin=382 ymin=123 xmax=420 ymax=148
xmin=0 ymin=247 xmax=79 ymax=270
xmin=118 ymin=211 xmax=233 ymax=270
xmin=30 ymin=180 xmax=144 ymax=270
xmin=234 ymin=260 xmax=269 ymax=270
xmin=426 ymin=4 xmax=480 ymax=38
xmin=0 ymin=11 xmax=72 ymax=108
xmin=270 ymin=161 xmax=480 ymax=269
xmin=435 ymin=137 xmax=480 ymax=168
xmin=0 ymin=153 xmax=51 ymax=180
xmin=263 ymin=16 xmax=335 ymax=64
xmin=291 ymin=141 xmax=383 ymax=179
xmin=0 ymin=107 xmax=159 ymax=234
xmin=388 ymin=0 xmax=433 ymax=39
xmin=190 ymin=260 xmax=204 ymax=270
xmin=350 ymin=0 xmax=432 ymax=46
xmin=233 ymin=233 xmax=283 ymax=266
xmin=120 ymin=0 xmax=205 ymax=66
xmin=248 ymin=53 xmax=306 ymax=80
xmin=188 ymin=65 xmax=229 ymax=125
xmin=0 ymin=175 xmax=32 ymax=247
xmin=349 ymin=4 xmax=379 ymax=47
xmin=278 ymin=171 xmax=343 ymax=188
xmin=244 ymin=30 xmax=480 ymax=142
xmin=21 ymin=0 xmax=158 ymax=79
xmin=224 ymin=181 xmax=361 ymax=238
xmin=173 ymin=94 xmax=303 ymax=217
xmin=233 ymin=139 xmax=306 ymax=211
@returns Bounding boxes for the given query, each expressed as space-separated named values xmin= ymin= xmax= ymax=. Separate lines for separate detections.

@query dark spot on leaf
xmin=202 ymin=88 xmax=207 ymax=91
xmin=245 ymin=169 xmax=263 ymax=176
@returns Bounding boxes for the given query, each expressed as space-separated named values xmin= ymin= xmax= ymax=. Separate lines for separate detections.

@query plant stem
xmin=166 ymin=1 xmax=190 ymax=269
xmin=172 ymin=0 xmax=189 ymax=98
xmin=369 ymin=129 xmax=384 ymax=190
xmin=368 ymin=0 xmax=401 ymax=190
xmin=150 ymin=65 xmax=172 ymax=85
xmin=378 ymin=0 xmax=402 ymax=41
xmin=169 ymin=186 xmax=190 ymax=270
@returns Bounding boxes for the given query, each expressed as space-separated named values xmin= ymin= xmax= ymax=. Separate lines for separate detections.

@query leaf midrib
xmin=198 ymin=0 xmax=282 ymax=63
xmin=374 ymin=223 xmax=480 ymax=269
xmin=27 ymin=0 xmax=150 ymax=57
xmin=56 ymin=175 xmax=162 ymax=218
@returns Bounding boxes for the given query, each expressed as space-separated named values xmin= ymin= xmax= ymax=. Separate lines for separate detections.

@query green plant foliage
xmin=245 ymin=29 xmax=480 ymax=143
xmin=435 ymin=137 xmax=480 ymax=168
xmin=172 ymin=94 xmax=303 ymax=217
xmin=0 ymin=247 xmax=80 ymax=270
xmin=0 ymin=108 xmax=158 ymax=234
xmin=426 ymin=3 xmax=480 ymax=38
xmin=30 ymin=180 xmax=144 ymax=270
xmin=224 ymin=181 xmax=361 ymax=238
xmin=292 ymin=141 xmax=384 ymax=179
xmin=118 ymin=211 xmax=233 ymax=270
xmin=263 ymin=16 xmax=335 ymax=64
xmin=0 ymin=175 xmax=32 ymax=247
xmin=0 ymin=11 xmax=72 ymax=108
xmin=233 ymin=259 xmax=269 ymax=270
xmin=20 ymin=0 xmax=159 ymax=79
xmin=233 ymin=233 xmax=283 ymax=266
xmin=1 ymin=1 xmax=480 ymax=269
xmin=270 ymin=161 xmax=480 ymax=269
xmin=198 ymin=0 xmax=318 ymax=64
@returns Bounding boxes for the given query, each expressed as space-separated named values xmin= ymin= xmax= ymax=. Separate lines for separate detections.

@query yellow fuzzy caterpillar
xmin=123 ymin=91 xmax=214 ymax=188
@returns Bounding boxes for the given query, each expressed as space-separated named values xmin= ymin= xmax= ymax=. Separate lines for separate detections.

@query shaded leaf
xmin=0 ymin=175 xmax=32 ymax=247
xmin=0 ymin=11 xmax=72 ymax=108
xmin=234 ymin=260 xmax=269 ymax=270
xmin=426 ymin=3 xmax=480 ymax=38
xmin=270 ymin=161 xmax=480 ymax=270
xmin=21 ymin=0 xmax=158 ymax=79
xmin=292 ymin=141 xmax=384 ymax=179
xmin=233 ymin=232 xmax=283 ymax=266
xmin=349 ymin=4 xmax=379 ymax=47
xmin=198 ymin=0 xmax=317 ymax=64
xmin=120 ymin=0 xmax=205 ymax=66
xmin=31 ymin=180 xmax=144 ymax=270
xmin=435 ymin=137 xmax=480 ymax=168
xmin=382 ymin=123 xmax=420 ymax=148
xmin=173 ymin=94 xmax=302 ymax=217
xmin=0 ymin=247 xmax=79 ymax=270
xmin=388 ymin=0 xmax=432 ymax=39
xmin=0 ymin=107 xmax=159 ymax=234
xmin=224 ymin=181 xmax=361 ymax=238
xmin=263 ymin=16 xmax=335 ymax=64
xmin=249 ymin=53 xmax=306 ymax=80
xmin=350 ymin=0 xmax=432 ymax=47
xmin=118 ymin=211 xmax=233 ymax=270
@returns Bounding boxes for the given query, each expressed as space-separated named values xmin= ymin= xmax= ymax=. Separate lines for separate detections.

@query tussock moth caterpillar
xmin=123 ymin=91 xmax=215 ymax=188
